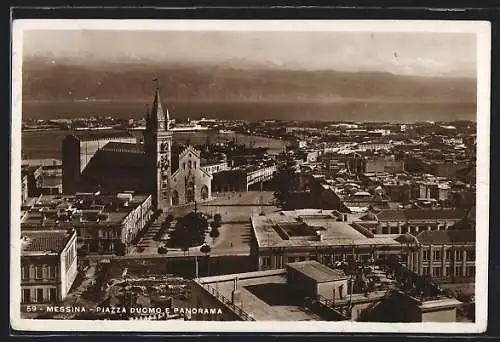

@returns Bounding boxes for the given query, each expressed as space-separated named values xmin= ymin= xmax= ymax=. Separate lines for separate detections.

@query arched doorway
xmin=171 ymin=190 xmax=179 ymax=206
xmin=200 ymin=185 xmax=209 ymax=200
xmin=186 ymin=181 xmax=195 ymax=203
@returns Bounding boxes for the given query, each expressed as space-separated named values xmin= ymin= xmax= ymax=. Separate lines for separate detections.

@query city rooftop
xmin=251 ymin=209 xmax=404 ymax=249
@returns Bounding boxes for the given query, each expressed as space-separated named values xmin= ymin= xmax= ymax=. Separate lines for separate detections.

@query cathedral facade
xmin=170 ymin=146 xmax=212 ymax=206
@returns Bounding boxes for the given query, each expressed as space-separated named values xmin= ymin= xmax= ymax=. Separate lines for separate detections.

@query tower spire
xmin=151 ymin=77 xmax=165 ymax=130
xmin=145 ymin=104 xmax=150 ymax=130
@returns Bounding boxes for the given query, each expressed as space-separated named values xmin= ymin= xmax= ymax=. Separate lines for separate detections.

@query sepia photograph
xmin=10 ymin=19 xmax=490 ymax=333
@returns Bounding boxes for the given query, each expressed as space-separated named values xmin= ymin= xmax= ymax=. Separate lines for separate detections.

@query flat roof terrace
xmin=252 ymin=210 xmax=402 ymax=249
xmin=21 ymin=194 xmax=150 ymax=229
xmin=196 ymin=270 xmax=324 ymax=321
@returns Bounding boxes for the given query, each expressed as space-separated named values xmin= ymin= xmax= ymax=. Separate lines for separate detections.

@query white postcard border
xmin=10 ymin=19 xmax=491 ymax=333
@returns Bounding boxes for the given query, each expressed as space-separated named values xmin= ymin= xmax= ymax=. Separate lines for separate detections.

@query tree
xmin=168 ymin=212 xmax=207 ymax=249
xmin=273 ymin=160 xmax=296 ymax=209
xmin=200 ymin=244 xmax=211 ymax=255
xmin=209 ymin=225 xmax=220 ymax=239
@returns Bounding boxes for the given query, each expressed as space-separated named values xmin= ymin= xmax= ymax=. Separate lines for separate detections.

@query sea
xmin=21 ymin=99 xmax=476 ymax=123
xmin=21 ymin=129 xmax=288 ymax=160
xmin=20 ymin=99 xmax=475 ymax=159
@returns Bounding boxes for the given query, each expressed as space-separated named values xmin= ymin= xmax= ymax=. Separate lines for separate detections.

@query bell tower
xmin=144 ymin=79 xmax=173 ymax=209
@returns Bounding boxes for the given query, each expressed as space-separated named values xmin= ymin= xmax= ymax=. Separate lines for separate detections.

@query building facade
xmin=21 ymin=193 xmax=153 ymax=255
xmin=250 ymin=209 xmax=405 ymax=272
xmin=21 ymin=230 xmax=78 ymax=304
xmin=358 ymin=208 xmax=467 ymax=235
xmin=406 ymin=230 xmax=476 ymax=283
xmin=170 ymin=146 xmax=212 ymax=206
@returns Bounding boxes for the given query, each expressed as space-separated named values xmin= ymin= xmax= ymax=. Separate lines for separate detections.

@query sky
xmin=23 ymin=29 xmax=477 ymax=77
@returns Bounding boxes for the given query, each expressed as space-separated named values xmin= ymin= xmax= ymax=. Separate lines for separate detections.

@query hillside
xmin=22 ymin=58 xmax=476 ymax=104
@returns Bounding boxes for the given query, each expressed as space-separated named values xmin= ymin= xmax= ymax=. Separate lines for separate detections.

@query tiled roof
xmin=375 ymin=209 xmax=407 ymax=221
xmin=358 ymin=212 xmax=377 ymax=221
xmin=101 ymin=142 xmax=145 ymax=154
xmin=72 ymin=130 xmax=133 ymax=142
xmin=404 ymin=208 xmax=467 ymax=221
xmin=416 ymin=230 xmax=476 ymax=245
xmin=373 ymin=208 xmax=467 ymax=222
xmin=286 ymin=260 xmax=347 ymax=282
xmin=21 ymin=231 xmax=72 ymax=254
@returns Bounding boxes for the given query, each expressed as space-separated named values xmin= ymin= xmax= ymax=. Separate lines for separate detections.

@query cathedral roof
xmin=71 ymin=129 xmax=133 ymax=142
xmin=101 ymin=141 xmax=145 ymax=154
xmin=179 ymin=145 xmax=201 ymax=159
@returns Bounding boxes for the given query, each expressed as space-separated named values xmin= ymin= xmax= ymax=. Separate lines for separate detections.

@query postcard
xmin=10 ymin=19 xmax=490 ymax=333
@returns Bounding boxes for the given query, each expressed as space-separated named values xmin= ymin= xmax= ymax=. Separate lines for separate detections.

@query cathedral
xmin=62 ymin=86 xmax=212 ymax=210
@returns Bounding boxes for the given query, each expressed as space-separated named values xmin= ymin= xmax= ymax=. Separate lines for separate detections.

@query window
xmin=183 ymin=163 xmax=186 ymax=170
xmin=433 ymin=250 xmax=441 ymax=261
xmin=432 ymin=267 xmax=442 ymax=278
xmin=194 ymin=162 xmax=197 ymax=169
xmin=466 ymin=266 xmax=475 ymax=277
xmin=49 ymin=288 xmax=57 ymax=302
xmin=35 ymin=266 xmax=42 ymax=279
xmin=22 ymin=289 xmax=30 ymax=303
xmin=401 ymin=254 xmax=408 ymax=263
xmin=445 ymin=250 xmax=453 ymax=261
xmin=49 ymin=265 xmax=56 ymax=279
xmin=29 ymin=265 xmax=35 ymax=279
xmin=36 ymin=288 xmax=44 ymax=303
xmin=466 ymin=250 xmax=476 ymax=261
xmin=455 ymin=250 xmax=463 ymax=261
xmin=444 ymin=266 xmax=451 ymax=277
xmin=42 ymin=265 xmax=48 ymax=279
xmin=171 ymin=190 xmax=179 ymax=206
xmin=333 ymin=253 xmax=343 ymax=262
xmin=21 ymin=265 xmax=28 ymax=280
xmin=422 ymin=267 xmax=430 ymax=275
xmin=423 ymin=250 xmax=429 ymax=261
xmin=455 ymin=266 xmax=463 ymax=277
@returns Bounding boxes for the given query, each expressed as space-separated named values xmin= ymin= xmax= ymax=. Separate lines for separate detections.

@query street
xmin=128 ymin=191 xmax=279 ymax=258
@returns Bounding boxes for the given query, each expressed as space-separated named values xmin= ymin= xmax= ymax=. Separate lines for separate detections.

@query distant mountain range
xmin=22 ymin=57 xmax=476 ymax=104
